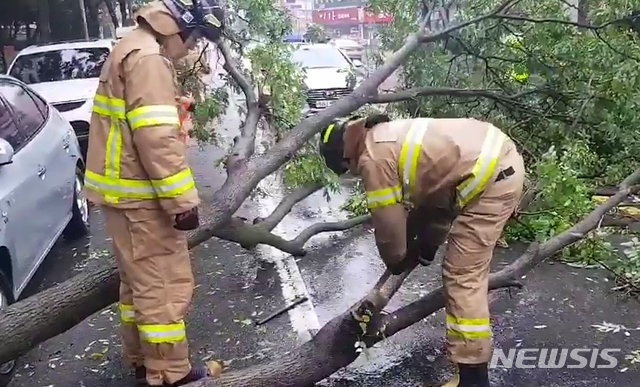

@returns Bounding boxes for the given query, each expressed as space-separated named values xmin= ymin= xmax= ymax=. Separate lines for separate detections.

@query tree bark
xmin=85 ymin=0 xmax=102 ymax=38
xmin=117 ymin=0 xmax=127 ymax=24
xmin=104 ymin=0 xmax=119 ymax=28
xmin=37 ymin=0 xmax=51 ymax=43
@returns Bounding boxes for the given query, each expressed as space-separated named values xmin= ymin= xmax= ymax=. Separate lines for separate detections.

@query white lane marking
xmin=254 ymin=128 xmax=320 ymax=340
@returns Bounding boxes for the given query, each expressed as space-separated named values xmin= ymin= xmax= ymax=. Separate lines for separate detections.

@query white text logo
xmin=489 ymin=348 xmax=621 ymax=369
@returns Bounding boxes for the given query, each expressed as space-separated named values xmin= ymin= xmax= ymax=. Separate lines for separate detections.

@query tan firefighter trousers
xmin=103 ymin=206 xmax=194 ymax=386
xmin=443 ymin=141 xmax=525 ymax=365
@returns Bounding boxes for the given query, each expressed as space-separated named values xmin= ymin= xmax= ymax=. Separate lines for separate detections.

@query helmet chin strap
xmin=178 ymin=28 xmax=195 ymax=43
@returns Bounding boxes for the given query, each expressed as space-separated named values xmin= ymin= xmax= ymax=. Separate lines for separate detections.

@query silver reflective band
xmin=128 ymin=111 xmax=180 ymax=127
xmin=141 ymin=329 xmax=185 ymax=339
xmin=85 ymin=177 xmax=156 ymax=194
xmin=93 ymin=100 xmax=125 ymax=115
xmin=401 ymin=118 xmax=430 ymax=200
xmin=447 ymin=321 xmax=491 ymax=332
xmin=458 ymin=126 xmax=505 ymax=201
xmin=152 ymin=175 xmax=195 ymax=194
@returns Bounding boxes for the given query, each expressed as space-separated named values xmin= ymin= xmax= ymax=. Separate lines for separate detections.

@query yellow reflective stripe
xmin=366 ymin=186 xmax=402 ymax=209
xmin=119 ymin=303 xmax=135 ymax=323
xmin=92 ymin=94 xmax=127 ymax=204
xmin=457 ymin=125 xmax=506 ymax=208
xmin=446 ymin=314 xmax=492 ymax=339
xmin=398 ymin=119 xmax=430 ymax=201
xmin=92 ymin=95 xmax=126 ymax=119
xmin=127 ymin=105 xmax=180 ymax=131
xmin=322 ymin=123 xmax=336 ymax=144
xmin=150 ymin=168 xmax=196 ymax=197
xmin=138 ymin=321 xmax=187 ymax=344
xmin=85 ymin=169 xmax=195 ymax=200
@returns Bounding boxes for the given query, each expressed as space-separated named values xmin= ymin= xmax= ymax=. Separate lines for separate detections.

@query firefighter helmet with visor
xmin=161 ymin=0 xmax=225 ymax=42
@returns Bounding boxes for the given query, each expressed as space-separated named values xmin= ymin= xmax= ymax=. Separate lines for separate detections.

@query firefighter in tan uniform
xmin=83 ymin=1 xmax=224 ymax=385
xmin=319 ymin=114 xmax=525 ymax=387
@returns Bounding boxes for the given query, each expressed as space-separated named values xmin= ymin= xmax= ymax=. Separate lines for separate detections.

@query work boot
xmin=165 ymin=366 xmax=209 ymax=386
xmin=440 ymin=363 xmax=490 ymax=387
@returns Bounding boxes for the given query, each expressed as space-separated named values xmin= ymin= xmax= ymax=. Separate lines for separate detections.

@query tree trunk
xmin=104 ymin=0 xmax=120 ymax=28
xmin=126 ymin=0 xmax=134 ymax=17
xmin=86 ymin=0 xmax=102 ymax=38
xmin=0 ymin=262 xmax=119 ymax=366
xmin=118 ymin=0 xmax=127 ymax=24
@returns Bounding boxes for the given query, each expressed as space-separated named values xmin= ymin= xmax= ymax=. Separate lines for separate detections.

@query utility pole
xmin=79 ymin=0 xmax=90 ymax=39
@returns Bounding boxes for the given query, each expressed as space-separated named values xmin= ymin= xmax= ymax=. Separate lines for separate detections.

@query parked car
xmin=6 ymin=38 xmax=115 ymax=160
xmin=0 ymin=74 xmax=89 ymax=386
xmin=292 ymin=43 xmax=365 ymax=117
xmin=330 ymin=38 xmax=365 ymax=62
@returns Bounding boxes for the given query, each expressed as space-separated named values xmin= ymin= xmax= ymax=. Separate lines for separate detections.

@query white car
xmin=0 ymin=74 xmax=88 ymax=386
xmin=291 ymin=44 xmax=365 ymax=117
xmin=330 ymin=38 xmax=365 ymax=62
xmin=6 ymin=39 xmax=115 ymax=160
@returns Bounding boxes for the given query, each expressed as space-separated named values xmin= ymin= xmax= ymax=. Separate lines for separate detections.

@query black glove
xmin=406 ymin=205 xmax=454 ymax=267
xmin=174 ymin=207 xmax=200 ymax=231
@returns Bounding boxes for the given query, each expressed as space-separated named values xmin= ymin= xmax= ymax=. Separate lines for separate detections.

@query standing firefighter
xmin=319 ymin=114 xmax=525 ymax=387
xmin=83 ymin=0 xmax=224 ymax=385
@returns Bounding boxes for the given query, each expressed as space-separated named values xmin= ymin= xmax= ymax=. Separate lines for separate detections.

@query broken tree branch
xmin=252 ymin=183 xmax=325 ymax=231
xmin=494 ymin=14 xmax=638 ymax=30
xmin=368 ymin=86 xmax=545 ymax=105
xmin=418 ymin=0 xmax=516 ymax=43
xmin=218 ymin=39 xmax=256 ymax=108
xmin=213 ymin=214 xmax=371 ymax=256
xmin=218 ymin=39 xmax=261 ymax=168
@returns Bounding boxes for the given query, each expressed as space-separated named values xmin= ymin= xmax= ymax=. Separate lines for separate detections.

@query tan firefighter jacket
xmin=353 ymin=118 xmax=512 ymax=266
xmin=84 ymin=27 xmax=199 ymax=215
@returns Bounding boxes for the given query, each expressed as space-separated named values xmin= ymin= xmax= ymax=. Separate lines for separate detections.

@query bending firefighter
xmin=319 ymin=114 xmax=525 ymax=387
xmin=83 ymin=1 xmax=224 ymax=385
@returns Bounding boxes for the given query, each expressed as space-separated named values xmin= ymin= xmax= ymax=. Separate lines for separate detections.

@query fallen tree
xmin=0 ymin=0 xmax=639 ymax=386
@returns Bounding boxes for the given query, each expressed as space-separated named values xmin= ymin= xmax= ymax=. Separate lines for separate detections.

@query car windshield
xmin=9 ymin=47 xmax=110 ymax=85
xmin=292 ymin=47 xmax=350 ymax=69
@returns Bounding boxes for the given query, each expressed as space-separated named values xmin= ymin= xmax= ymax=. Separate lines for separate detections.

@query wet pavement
xmin=6 ymin=58 xmax=640 ymax=387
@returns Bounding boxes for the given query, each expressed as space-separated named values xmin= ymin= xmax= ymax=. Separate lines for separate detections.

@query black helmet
xmin=319 ymin=116 xmax=363 ymax=175
xmin=162 ymin=0 xmax=225 ymax=42
xmin=319 ymin=113 xmax=392 ymax=175
xmin=319 ymin=119 xmax=347 ymax=175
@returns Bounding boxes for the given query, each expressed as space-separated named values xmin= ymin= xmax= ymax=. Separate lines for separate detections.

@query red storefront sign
xmin=312 ymin=7 xmax=359 ymax=25
xmin=364 ymin=9 xmax=394 ymax=24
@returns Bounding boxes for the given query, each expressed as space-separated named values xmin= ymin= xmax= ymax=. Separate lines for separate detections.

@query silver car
xmin=0 ymin=74 xmax=89 ymax=384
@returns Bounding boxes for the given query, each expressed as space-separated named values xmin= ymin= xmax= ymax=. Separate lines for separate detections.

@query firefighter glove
xmin=174 ymin=206 xmax=200 ymax=230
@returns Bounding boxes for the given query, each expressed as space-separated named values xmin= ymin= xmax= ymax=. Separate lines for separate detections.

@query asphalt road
xmin=6 ymin=54 xmax=640 ymax=387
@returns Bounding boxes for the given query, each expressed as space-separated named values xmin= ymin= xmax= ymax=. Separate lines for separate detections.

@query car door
xmin=0 ymin=93 xmax=44 ymax=292
xmin=0 ymin=80 xmax=67 ymax=288
xmin=25 ymin=85 xmax=78 ymax=229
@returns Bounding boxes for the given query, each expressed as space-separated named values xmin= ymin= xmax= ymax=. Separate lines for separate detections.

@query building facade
xmin=311 ymin=0 xmax=393 ymax=40
xmin=281 ymin=0 xmax=315 ymax=36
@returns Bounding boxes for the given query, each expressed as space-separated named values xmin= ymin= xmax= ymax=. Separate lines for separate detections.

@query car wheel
xmin=0 ymin=272 xmax=17 ymax=387
xmin=62 ymin=167 xmax=90 ymax=240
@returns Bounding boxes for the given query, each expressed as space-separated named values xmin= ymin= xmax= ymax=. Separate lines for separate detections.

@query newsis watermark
xmin=489 ymin=348 xmax=621 ymax=369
